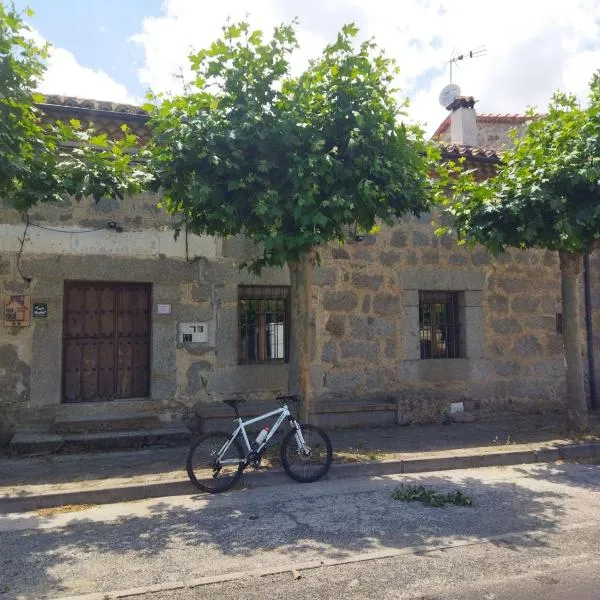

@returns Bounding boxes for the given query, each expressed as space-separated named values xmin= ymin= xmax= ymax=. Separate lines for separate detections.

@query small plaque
xmin=157 ymin=303 xmax=172 ymax=315
xmin=4 ymin=295 xmax=31 ymax=327
xmin=33 ymin=303 xmax=48 ymax=318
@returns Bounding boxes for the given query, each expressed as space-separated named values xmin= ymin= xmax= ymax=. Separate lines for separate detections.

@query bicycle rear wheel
xmin=280 ymin=423 xmax=333 ymax=483
xmin=186 ymin=432 xmax=245 ymax=493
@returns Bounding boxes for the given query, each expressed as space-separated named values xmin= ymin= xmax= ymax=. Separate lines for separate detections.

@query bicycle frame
xmin=217 ymin=404 xmax=307 ymax=466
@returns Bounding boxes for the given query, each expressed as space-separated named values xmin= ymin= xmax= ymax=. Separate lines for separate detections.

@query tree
xmin=0 ymin=2 xmax=147 ymax=212
xmin=438 ymin=73 xmax=600 ymax=430
xmin=147 ymin=21 xmax=434 ymax=416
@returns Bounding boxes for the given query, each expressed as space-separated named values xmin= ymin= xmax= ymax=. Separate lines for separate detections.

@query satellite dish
xmin=439 ymin=83 xmax=461 ymax=108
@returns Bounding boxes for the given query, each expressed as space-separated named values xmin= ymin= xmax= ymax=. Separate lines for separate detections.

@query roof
xmin=431 ymin=113 xmax=531 ymax=140
xmin=37 ymin=95 xmax=148 ymax=118
xmin=36 ymin=95 xmax=150 ymax=143
xmin=439 ymin=142 xmax=500 ymax=163
xmin=34 ymin=94 xmax=502 ymax=166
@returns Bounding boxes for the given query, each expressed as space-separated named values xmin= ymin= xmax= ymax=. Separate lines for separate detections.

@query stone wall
xmin=0 ymin=191 xmax=588 ymax=432
xmin=437 ymin=119 xmax=528 ymax=149
xmin=0 ymin=197 xmax=290 ymax=432
xmin=312 ymin=215 xmax=567 ymax=422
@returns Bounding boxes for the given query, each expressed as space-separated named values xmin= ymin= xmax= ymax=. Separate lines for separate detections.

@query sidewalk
xmin=1 ymin=412 xmax=599 ymax=513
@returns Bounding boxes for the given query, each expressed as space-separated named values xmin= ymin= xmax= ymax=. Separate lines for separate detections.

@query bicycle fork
xmin=291 ymin=421 xmax=309 ymax=454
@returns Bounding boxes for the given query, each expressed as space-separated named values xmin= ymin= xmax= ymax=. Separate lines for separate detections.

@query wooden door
xmin=63 ymin=282 xmax=151 ymax=402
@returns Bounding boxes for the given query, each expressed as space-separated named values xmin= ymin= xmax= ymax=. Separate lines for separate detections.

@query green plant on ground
xmin=366 ymin=450 xmax=380 ymax=461
xmin=391 ymin=484 xmax=473 ymax=507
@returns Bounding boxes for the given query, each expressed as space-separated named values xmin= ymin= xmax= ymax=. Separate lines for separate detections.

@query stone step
xmin=193 ymin=398 xmax=398 ymax=433
xmin=60 ymin=427 xmax=191 ymax=452
xmin=8 ymin=434 xmax=64 ymax=456
xmin=9 ymin=427 xmax=191 ymax=455
xmin=55 ymin=399 xmax=163 ymax=418
xmin=53 ymin=413 xmax=163 ymax=434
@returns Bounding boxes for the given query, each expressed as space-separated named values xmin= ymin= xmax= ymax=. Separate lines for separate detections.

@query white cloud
xmin=25 ymin=26 xmax=138 ymax=104
xmin=131 ymin=0 xmax=600 ymax=136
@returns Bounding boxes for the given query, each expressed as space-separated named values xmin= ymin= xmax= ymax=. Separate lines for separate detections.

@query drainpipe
xmin=583 ymin=252 xmax=597 ymax=410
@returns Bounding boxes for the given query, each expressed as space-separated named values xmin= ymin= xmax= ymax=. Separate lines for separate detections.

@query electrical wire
xmin=16 ymin=213 xmax=111 ymax=282
xmin=28 ymin=222 xmax=107 ymax=233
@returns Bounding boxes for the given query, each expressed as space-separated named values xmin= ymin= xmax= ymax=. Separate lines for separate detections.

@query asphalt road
xmin=1 ymin=461 xmax=599 ymax=600
xmin=139 ymin=543 xmax=600 ymax=600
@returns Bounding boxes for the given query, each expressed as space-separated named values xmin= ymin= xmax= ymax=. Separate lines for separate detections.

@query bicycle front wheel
xmin=280 ymin=423 xmax=333 ymax=483
xmin=186 ymin=432 xmax=245 ymax=493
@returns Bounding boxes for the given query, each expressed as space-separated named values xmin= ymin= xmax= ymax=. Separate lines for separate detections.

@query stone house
xmin=1 ymin=94 xmax=598 ymax=448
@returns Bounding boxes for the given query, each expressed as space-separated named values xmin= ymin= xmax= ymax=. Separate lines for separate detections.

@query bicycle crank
xmin=246 ymin=450 xmax=262 ymax=469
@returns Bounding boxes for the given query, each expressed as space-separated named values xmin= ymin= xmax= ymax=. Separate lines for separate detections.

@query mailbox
xmin=178 ymin=322 xmax=208 ymax=343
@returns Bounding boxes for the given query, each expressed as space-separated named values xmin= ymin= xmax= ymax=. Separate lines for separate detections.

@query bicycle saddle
xmin=223 ymin=398 xmax=246 ymax=409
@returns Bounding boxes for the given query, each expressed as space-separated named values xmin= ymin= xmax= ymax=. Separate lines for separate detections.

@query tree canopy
xmin=147 ymin=21 xmax=435 ymax=273
xmin=0 ymin=2 xmax=147 ymax=211
xmin=439 ymin=73 xmax=600 ymax=254
xmin=437 ymin=72 xmax=600 ymax=430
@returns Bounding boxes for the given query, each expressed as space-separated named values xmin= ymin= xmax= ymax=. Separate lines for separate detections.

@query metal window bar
xmin=419 ymin=291 xmax=460 ymax=359
xmin=238 ymin=286 xmax=290 ymax=364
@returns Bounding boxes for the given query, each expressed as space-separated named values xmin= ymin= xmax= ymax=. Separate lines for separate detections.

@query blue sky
xmin=14 ymin=0 xmax=163 ymax=99
xmin=16 ymin=0 xmax=600 ymax=135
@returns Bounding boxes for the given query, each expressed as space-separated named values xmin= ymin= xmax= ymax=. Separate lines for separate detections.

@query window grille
xmin=419 ymin=291 xmax=461 ymax=359
xmin=238 ymin=286 xmax=290 ymax=364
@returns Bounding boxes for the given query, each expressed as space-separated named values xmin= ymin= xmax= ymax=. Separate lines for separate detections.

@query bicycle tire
xmin=280 ymin=423 xmax=333 ymax=483
xmin=186 ymin=432 xmax=245 ymax=493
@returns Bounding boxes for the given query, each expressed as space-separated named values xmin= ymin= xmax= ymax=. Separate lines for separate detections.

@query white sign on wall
xmin=156 ymin=304 xmax=172 ymax=315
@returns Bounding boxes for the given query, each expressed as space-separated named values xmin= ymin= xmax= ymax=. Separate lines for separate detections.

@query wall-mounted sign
xmin=178 ymin=322 xmax=208 ymax=343
xmin=157 ymin=303 xmax=172 ymax=315
xmin=4 ymin=295 xmax=30 ymax=327
xmin=32 ymin=303 xmax=48 ymax=318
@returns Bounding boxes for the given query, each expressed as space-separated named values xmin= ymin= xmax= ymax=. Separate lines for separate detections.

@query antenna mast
xmin=449 ymin=46 xmax=486 ymax=83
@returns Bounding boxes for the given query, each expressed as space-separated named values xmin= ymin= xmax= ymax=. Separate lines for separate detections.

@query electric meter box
xmin=178 ymin=322 xmax=208 ymax=343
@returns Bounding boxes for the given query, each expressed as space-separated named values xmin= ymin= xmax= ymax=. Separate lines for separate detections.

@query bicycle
xmin=186 ymin=394 xmax=333 ymax=493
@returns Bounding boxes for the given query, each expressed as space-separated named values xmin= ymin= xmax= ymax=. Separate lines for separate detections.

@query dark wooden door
xmin=63 ymin=282 xmax=151 ymax=402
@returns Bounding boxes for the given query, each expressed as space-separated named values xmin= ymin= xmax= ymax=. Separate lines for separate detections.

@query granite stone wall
xmin=312 ymin=216 xmax=569 ymax=422
xmin=1 ymin=192 xmax=593 ymax=432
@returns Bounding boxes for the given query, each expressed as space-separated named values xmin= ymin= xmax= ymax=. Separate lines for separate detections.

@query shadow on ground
xmin=2 ymin=462 xmax=594 ymax=599
xmin=2 ymin=412 xmax=594 ymax=491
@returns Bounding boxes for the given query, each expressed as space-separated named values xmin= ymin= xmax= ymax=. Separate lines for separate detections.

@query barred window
xmin=238 ymin=286 xmax=290 ymax=364
xmin=419 ymin=291 xmax=461 ymax=359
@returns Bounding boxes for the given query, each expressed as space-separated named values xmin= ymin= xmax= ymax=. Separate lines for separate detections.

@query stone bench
xmin=191 ymin=396 xmax=398 ymax=434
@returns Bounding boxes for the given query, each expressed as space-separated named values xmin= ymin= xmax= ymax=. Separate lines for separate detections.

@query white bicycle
xmin=186 ymin=395 xmax=333 ymax=493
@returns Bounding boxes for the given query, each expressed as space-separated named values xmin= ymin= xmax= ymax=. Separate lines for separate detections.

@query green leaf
xmin=144 ymin=19 xmax=432 ymax=273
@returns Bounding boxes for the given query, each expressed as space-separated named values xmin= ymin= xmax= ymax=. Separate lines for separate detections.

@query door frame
xmin=61 ymin=280 xmax=153 ymax=403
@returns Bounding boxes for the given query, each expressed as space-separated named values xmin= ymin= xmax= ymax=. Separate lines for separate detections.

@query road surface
xmin=1 ymin=461 xmax=599 ymax=599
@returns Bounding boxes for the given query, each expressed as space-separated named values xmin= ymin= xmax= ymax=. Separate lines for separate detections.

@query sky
xmin=13 ymin=0 xmax=600 ymax=136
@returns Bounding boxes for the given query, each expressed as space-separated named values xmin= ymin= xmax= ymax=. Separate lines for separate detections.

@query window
xmin=419 ymin=291 xmax=461 ymax=359
xmin=238 ymin=286 xmax=290 ymax=364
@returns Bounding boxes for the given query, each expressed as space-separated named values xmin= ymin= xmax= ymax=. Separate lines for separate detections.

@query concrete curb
xmin=2 ymin=441 xmax=599 ymax=514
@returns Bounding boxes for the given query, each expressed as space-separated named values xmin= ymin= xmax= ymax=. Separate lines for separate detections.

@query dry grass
xmin=36 ymin=503 xmax=96 ymax=517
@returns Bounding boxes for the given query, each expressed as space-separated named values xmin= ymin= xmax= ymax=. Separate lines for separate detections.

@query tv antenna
xmin=448 ymin=46 xmax=486 ymax=83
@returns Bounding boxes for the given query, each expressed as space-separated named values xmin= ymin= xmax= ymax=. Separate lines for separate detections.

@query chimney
xmin=447 ymin=96 xmax=477 ymax=146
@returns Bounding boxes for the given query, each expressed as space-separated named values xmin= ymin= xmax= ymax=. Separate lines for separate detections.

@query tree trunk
xmin=559 ymin=251 xmax=589 ymax=430
xmin=288 ymin=252 xmax=315 ymax=422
